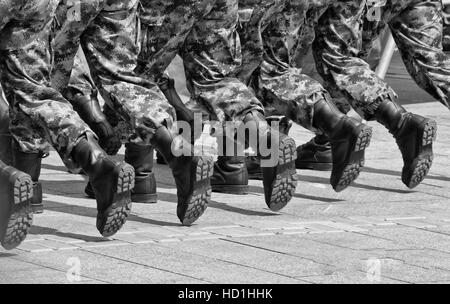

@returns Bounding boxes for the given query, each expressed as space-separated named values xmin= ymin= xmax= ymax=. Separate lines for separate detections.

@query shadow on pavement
xmin=29 ymin=226 xmax=106 ymax=242
xmin=363 ymin=166 xmax=450 ymax=183
xmin=297 ymin=174 xmax=415 ymax=194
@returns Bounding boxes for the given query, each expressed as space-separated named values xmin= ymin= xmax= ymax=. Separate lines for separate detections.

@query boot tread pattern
xmin=268 ymin=137 xmax=297 ymax=211
xmin=422 ymin=120 xmax=437 ymax=146
xmin=2 ymin=176 xmax=34 ymax=250
xmin=406 ymin=154 xmax=433 ymax=189
xmin=100 ymin=165 xmax=134 ymax=237
xmin=334 ymin=126 xmax=372 ymax=192
xmin=182 ymin=157 xmax=213 ymax=226
xmin=403 ymin=119 xmax=436 ymax=189
xmin=354 ymin=127 xmax=373 ymax=152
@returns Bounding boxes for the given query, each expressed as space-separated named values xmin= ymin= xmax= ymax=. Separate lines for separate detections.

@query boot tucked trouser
xmin=71 ymin=134 xmax=135 ymax=237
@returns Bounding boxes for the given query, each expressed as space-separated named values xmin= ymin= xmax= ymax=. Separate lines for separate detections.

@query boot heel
xmin=181 ymin=156 xmax=214 ymax=226
xmin=97 ymin=164 xmax=134 ymax=237
xmin=2 ymin=173 xmax=33 ymax=250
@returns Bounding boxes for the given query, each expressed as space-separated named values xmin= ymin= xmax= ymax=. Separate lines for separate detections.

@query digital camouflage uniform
xmin=137 ymin=0 xmax=264 ymax=123
xmin=51 ymin=0 xmax=175 ymax=145
xmin=313 ymin=0 xmax=450 ymax=118
xmin=0 ymin=0 xmax=92 ymax=170
xmin=238 ymin=0 xmax=367 ymax=131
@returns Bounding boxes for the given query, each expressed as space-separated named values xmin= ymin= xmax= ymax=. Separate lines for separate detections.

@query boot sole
xmin=131 ymin=193 xmax=158 ymax=204
xmin=1 ymin=174 xmax=34 ymax=250
xmin=333 ymin=126 xmax=372 ymax=193
xmin=403 ymin=119 xmax=437 ymax=189
xmin=266 ymin=137 xmax=298 ymax=212
xmin=211 ymin=184 xmax=249 ymax=195
xmin=181 ymin=157 xmax=214 ymax=226
xmin=97 ymin=165 xmax=135 ymax=237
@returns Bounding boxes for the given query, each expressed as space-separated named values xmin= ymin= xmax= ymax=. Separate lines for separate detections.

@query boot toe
xmin=96 ymin=164 xmax=135 ymax=237
xmin=399 ymin=118 xmax=436 ymax=189
xmin=178 ymin=156 xmax=214 ymax=226
xmin=263 ymin=135 xmax=298 ymax=212
xmin=97 ymin=195 xmax=132 ymax=237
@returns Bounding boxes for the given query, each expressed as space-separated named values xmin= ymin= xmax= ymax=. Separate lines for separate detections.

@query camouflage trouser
xmin=314 ymin=0 xmax=450 ymax=120
xmin=51 ymin=0 xmax=175 ymax=145
xmin=237 ymin=0 xmax=355 ymax=131
xmin=0 ymin=0 xmax=91 ymax=170
xmin=444 ymin=4 xmax=450 ymax=50
xmin=138 ymin=0 xmax=264 ymax=123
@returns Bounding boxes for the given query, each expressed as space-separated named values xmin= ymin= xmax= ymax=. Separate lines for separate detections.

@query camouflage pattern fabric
xmin=238 ymin=0 xmax=366 ymax=131
xmin=138 ymin=0 xmax=264 ymax=123
xmin=51 ymin=0 xmax=175 ymax=145
xmin=313 ymin=0 xmax=450 ymax=119
xmin=0 ymin=0 xmax=91 ymax=170
xmin=362 ymin=0 xmax=450 ymax=111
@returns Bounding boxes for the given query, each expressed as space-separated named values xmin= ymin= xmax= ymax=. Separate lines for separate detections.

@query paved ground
xmin=1 ymin=53 xmax=450 ymax=284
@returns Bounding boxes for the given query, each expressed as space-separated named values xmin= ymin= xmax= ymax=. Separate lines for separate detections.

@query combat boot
xmin=242 ymin=111 xmax=298 ymax=211
xmin=211 ymin=156 xmax=249 ymax=195
xmin=12 ymin=142 xmax=44 ymax=214
xmin=72 ymin=134 xmax=135 ymax=237
xmin=375 ymin=100 xmax=436 ymax=188
xmin=124 ymin=143 xmax=157 ymax=203
xmin=295 ymin=134 xmax=333 ymax=171
xmin=313 ymin=98 xmax=372 ymax=192
xmin=151 ymin=126 xmax=214 ymax=226
xmin=0 ymin=159 xmax=33 ymax=250
xmin=246 ymin=116 xmax=292 ymax=180
xmin=85 ymin=143 xmax=157 ymax=203
xmin=68 ymin=91 xmax=121 ymax=156
xmin=211 ymin=129 xmax=248 ymax=194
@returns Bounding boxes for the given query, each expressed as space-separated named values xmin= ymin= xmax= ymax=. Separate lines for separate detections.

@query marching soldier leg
xmin=0 ymin=88 xmax=12 ymax=165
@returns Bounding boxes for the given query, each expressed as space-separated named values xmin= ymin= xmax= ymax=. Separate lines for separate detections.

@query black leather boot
xmin=313 ymin=98 xmax=372 ymax=192
xmin=211 ymin=156 xmax=249 ymax=195
xmin=12 ymin=142 xmax=44 ymax=214
xmin=72 ymin=134 xmax=135 ymax=237
xmin=246 ymin=116 xmax=293 ymax=180
xmin=151 ymin=126 xmax=214 ymax=226
xmin=84 ymin=143 xmax=157 ymax=204
xmin=211 ymin=128 xmax=248 ymax=194
xmin=125 ymin=143 xmax=157 ymax=203
xmin=375 ymin=100 xmax=436 ymax=188
xmin=0 ymin=159 xmax=33 ymax=250
xmin=0 ymin=96 xmax=12 ymax=166
xmin=295 ymin=134 xmax=333 ymax=171
xmin=67 ymin=91 xmax=122 ymax=156
xmin=242 ymin=111 xmax=298 ymax=211
xmin=246 ymin=156 xmax=262 ymax=180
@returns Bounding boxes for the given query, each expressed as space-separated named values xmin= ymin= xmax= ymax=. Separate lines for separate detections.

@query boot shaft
xmin=374 ymin=99 xmax=407 ymax=133
xmin=312 ymin=97 xmax=346 ymax=137
xmin=124 ymin=142 xmax=154 ymax=175
xmin=12 ymin=141 xmax=42 ymax=182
